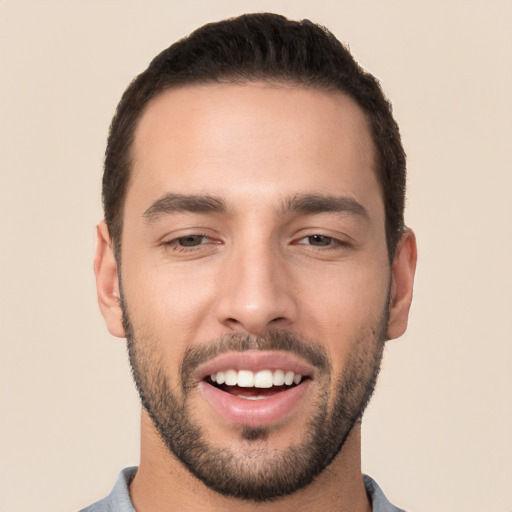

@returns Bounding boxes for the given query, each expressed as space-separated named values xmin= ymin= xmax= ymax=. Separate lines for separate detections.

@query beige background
xmin=1 ymin=1 xmax=511 ymax=511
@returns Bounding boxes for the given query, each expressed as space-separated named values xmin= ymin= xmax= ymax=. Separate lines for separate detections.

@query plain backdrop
xmin=1 ymin=1 xmax=511 ymax=511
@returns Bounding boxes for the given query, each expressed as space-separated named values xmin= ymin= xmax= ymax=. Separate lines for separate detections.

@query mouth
xmin=207 ymin=369 xmax=307 ymax=400
xmin=196 ymin=351 xmax=314 ymax=427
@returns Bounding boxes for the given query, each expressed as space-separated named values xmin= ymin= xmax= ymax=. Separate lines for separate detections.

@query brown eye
xmin=176 ymin=235 xmax=207 ymax=247
xmin=301 ymin=235 xmax=333 ymax=246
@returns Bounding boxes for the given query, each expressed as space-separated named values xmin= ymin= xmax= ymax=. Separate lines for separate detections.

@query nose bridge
xmin=216 ymin=234 xmax=296 ymax=335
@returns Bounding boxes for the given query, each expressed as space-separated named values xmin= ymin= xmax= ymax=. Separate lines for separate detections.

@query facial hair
xmin=122 ymin=299 xmax=387 ymax=502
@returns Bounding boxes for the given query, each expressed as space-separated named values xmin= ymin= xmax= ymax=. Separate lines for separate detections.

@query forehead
xmin=128 ymin=82 xmax=380 ymax=216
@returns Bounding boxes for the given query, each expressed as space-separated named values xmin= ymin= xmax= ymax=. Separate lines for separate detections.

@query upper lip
xmin=194 ymin=350 xmax=315 ymax=384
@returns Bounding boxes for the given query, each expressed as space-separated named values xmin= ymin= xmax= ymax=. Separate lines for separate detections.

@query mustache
xmin=180 ymin=330 xmax=330 ymax=386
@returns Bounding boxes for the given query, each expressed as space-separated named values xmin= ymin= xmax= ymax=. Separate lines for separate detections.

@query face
xmin=96 ymin=82 xmax=415 ymax=501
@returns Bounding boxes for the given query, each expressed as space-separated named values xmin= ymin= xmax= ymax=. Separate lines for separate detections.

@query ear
xmin=94 ymin=221 xmax=126 ymax=338
xmin=387 ymin=228 xmax=417 ymax=340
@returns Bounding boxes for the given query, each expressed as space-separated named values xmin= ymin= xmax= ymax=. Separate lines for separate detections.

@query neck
xmin=130 ymin=411 xmax=371 ymax=512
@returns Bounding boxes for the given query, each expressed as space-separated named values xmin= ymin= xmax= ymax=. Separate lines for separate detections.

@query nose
xmin=214 ymin=242 xmax=298 ymax=336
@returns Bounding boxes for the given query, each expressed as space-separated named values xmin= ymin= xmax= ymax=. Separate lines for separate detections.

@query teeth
xmin=254 ymin=370 xmax=273 ymax=388
xmin=237 ymin=370 xmax=254 ymax=387
xmin=225 ymin=369 xmax=237 ymax=386
xmin=284 ymin=371 xmax=295 ymax=386
xmin=209 ymin=369 xmax=303 ymax=388
xmin=272 ymin=369 xmax=285 ymax=386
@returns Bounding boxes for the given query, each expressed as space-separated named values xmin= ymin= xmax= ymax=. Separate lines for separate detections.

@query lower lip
xmin=199 ymin=380 xmax=311 ymax=427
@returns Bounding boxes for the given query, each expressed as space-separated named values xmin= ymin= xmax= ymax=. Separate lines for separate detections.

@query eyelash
xmin=163 ymin=233 xmax=348 ymax=253
xmin=294 ymin=234 xmax=347 ymax=249
xmin=163 ymin=234 xmax=215 ymax=252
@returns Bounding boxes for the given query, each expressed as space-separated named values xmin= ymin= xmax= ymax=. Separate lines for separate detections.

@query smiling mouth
xmin=195 ymin=350 xmax=315 ymax=426
xmin=206 ymin=369 xmax=308 ymax=400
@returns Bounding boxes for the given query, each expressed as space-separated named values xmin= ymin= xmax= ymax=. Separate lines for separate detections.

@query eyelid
xmin=162 ymin=232 xmax=221 ymax=251
xmin=292 ymin=231 xmax=350 ymax=246
xmin=159 ymin=226 xmax=219 ymax=243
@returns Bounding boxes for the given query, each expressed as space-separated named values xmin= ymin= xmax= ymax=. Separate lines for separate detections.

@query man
xmin=86 ymin=12 xmax=416 ymax=512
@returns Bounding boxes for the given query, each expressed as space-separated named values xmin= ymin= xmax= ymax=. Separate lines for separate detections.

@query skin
xmin=95 ymin=83 xmax=417 ymax=511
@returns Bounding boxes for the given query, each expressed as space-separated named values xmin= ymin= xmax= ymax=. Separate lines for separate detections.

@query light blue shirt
xmin=80 ymin=467 xmax=406 ymax=511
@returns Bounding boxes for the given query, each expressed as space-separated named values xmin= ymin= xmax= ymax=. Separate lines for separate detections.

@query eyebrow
xmin=143 ymin=193 xmax=227 ymax=221
xmin=142 ymin=192 xmax=368 ymax=222
xmin=280 ymin=193 xmax=369 ymax=220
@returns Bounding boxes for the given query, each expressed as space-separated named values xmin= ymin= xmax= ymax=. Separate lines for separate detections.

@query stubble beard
xmin=122 ymin=299 xmax=387 ymax=502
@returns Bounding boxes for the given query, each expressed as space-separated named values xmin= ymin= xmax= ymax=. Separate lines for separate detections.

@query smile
xmin=210 ymin=369 xmax=303 ymax=388
xmin=196 ymin=351 xmax=314 ymax=426
xmin=208 ymin=369 xmax=305 ymax=401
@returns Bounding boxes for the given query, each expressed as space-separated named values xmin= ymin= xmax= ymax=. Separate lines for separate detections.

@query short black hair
xmin=103 ymin=13 xmax=406 ymax=261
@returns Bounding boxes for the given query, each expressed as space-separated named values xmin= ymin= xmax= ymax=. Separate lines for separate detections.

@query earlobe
xmin=387 ymin=228 xmax=417 ymax=340
xmin=94 ymin=221 xmax=126 ymax=338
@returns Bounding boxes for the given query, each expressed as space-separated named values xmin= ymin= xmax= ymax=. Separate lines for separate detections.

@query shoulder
xmin=79 ymin=496 xmax=110 ymax=512
xmin=78 ymin=467 xmax=138 ymax=512
xmin=363 ymin=474 xmax=407 ymax=512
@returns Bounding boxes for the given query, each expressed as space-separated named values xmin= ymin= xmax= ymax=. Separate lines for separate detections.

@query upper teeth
xmin=210 ymin=369 xmax=302 ymax=388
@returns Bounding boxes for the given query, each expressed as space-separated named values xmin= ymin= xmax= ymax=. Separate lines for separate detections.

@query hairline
xmin=110 ymin=77 xmax=389 ymax=263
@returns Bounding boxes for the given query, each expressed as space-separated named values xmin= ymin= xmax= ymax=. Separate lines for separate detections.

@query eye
xmin=174 ymin=234 xmax=209 ymax=247
xmin=163 ymin=234 xmax=218 ymax=252
xmin=296 ymin=234 xmax=336 ymax=247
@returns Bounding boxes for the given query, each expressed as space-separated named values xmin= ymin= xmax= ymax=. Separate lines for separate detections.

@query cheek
xmin=121 ymin=258 xmax=219 ymax=355
xmin=295 ymin=259 xmax=390 ymax=358
xmin=300 ymin=256 xmax=389 ymax=310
